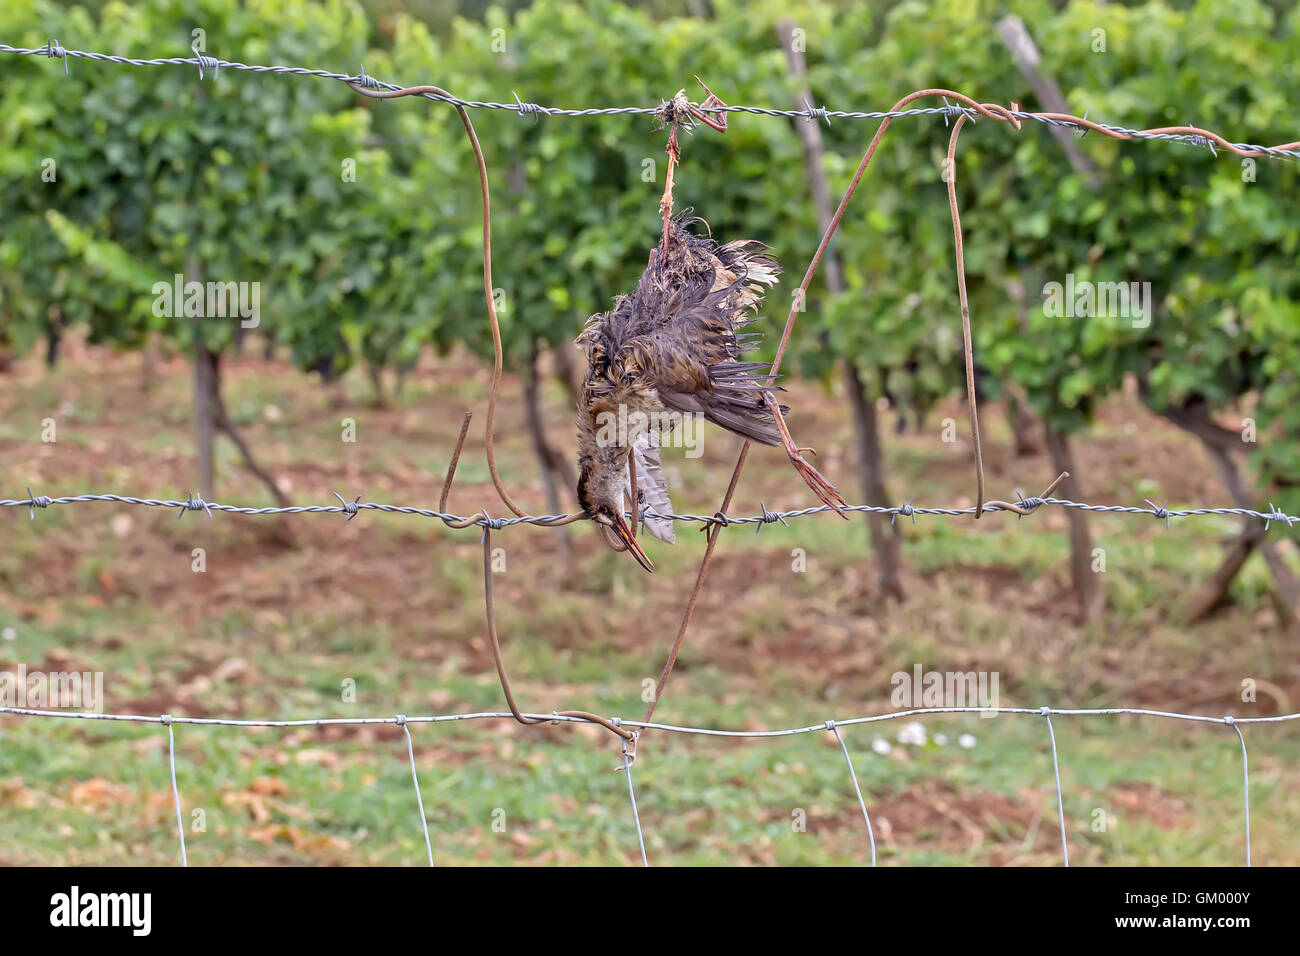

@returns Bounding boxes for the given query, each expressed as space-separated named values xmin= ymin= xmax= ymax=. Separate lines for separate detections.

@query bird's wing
xmin=652 ymin=343 xmax=786 ymax=445
xmin=633 ymin=265 xmax=784 ymax=447
xmin=627 ymin=432 xmax=676 ymax=545
xmin=593 ymin=220 xmax=788 ymax=450
xmin=657 ymin=358 xmax=786 ymax=447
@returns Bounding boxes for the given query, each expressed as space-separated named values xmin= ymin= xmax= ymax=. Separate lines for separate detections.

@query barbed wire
xmin=2 ymin=41 xmax=1298 ymax=159
xmin=1 ymin=703 xmax=1287 ymax=866
xmin=4 ymin=488 xmax=1299 ymax=532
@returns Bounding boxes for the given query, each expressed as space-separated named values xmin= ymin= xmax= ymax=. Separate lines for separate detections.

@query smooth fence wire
xmin=827 ymin=719 xmax=877 ymax=866
xmin=396 ymin=714 xmax=436 ymax=867
xmin=1228 ymin=718 xmax=1251 ymax=867
xmin=618 ymin=725 xmax=648 ymax=868
xmin=162 ymin=714 xmax=187 ymax=867
xmin=2 ymin=42 xmax=1299 ymax=159
xmin=2 ymin=704 xmax=1290 ymax=866
xmin=1040 ymin=707 xmax=1069 ymax=866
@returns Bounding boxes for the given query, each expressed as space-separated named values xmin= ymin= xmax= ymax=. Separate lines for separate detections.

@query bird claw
xmin=788 ymin=449 xmax=848 ymax=517
xmin=762 ymin=391 xmax=846 ymax=518
xmin=688 ymin=76 xmax=728 ymax=133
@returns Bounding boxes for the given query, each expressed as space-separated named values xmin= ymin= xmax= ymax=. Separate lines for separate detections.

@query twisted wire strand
xmin=4 ymin=491 xmax=1298 ymax=530
xmin=2 ymin=43 xmax=1298 ymax=158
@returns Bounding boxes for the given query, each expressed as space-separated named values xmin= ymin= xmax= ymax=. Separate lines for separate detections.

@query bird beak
xmin=611 ymin=515 xmax=655 ymax=573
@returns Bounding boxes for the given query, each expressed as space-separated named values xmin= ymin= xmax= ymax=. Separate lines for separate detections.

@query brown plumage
xmin=576 ymin=216 xmax=845 ymax=571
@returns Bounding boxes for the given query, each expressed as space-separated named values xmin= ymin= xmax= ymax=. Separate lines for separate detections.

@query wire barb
xmin=1187 ymin=123 xmax=1217 ymax=157
xmin=891 ymin=496 xmax=917 ymax=526
xmin=44 ymin=38 xmax=67 ymax=75
xmin=985 ymin=471 xmax=1070 ymax=518
xmin=803 ymin=96 xmax=831 ymax=126
xmin=940 ymin=96 xmax=966 ymax=127
xmin=353 ymin=64 xmax=380 ymax=90
xmin=176 ymin=490 xmax=213 ymax=520
xmin=754 ymin=501 xmax=788 ymax=533
xmin=1262 ymin=502 xmax=1296 ymax=532
xmin=191 ymin=42 xmax=218 ymax=82
xmin=25 ymin=486 xmax=49 ymax=520
xmin=332 ymin=491 xmax=363 ymax=521
xmin=1144 ymin=498 xmax=1172 ymax=529
xmin=511 ymin=90 xmax=541 ymax=120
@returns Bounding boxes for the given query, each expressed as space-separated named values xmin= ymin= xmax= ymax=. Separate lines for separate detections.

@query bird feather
xmin=626 ymin=432 xmax=676 ymax=545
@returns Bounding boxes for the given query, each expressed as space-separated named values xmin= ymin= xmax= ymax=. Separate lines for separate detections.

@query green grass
xmin=1 ymin=342 xmax=1297 ymax=865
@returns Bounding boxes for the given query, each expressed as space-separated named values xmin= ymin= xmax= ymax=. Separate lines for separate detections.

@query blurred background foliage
xmin=0 ymin=0 xmax=1296 ymax=527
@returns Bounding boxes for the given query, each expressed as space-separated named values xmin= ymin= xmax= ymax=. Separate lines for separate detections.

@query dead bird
xmin=576 ymin=215 xmax=846 ymax=572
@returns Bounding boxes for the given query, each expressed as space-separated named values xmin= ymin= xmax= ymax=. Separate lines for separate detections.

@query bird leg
xmin=763 ymin=392 xmax=849 ymax=516
xmin=659 ymin=79 xmax=728 ymax=254
xmin=686 ymin=77 xmax=729 ymax=133
xmin=659 ymin=121 xmax=680 ymax=252
xmin=627 ymin=454 xmax=639 ymax=539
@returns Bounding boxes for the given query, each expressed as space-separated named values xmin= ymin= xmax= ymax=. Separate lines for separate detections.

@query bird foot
xmin=786 ymin=447 xmax=849 ymax=517
xmin=761 ymin=391 xmax=848 ymax=517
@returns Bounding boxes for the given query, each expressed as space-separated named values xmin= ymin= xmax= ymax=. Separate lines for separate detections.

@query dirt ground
xmin=1 ymin=335 xmax=1296 ymax=865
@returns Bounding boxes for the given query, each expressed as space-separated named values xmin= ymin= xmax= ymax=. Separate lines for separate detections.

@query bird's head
xmin=578 ymin=463 xmax=654 ymax=573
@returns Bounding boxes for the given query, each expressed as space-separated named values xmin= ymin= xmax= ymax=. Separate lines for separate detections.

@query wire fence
xmin=4 ymin=476 xmax=1297 ymax=868
xmin=5 ymin=489 xmax=1300 ymax=531
xmin=4 ymin=35 xmax=1299 ymax=868
xmin=1 ymin=703 xmax=1292 ymax=866
xmin=1 ymin=40 xmax=1298 ymax=159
